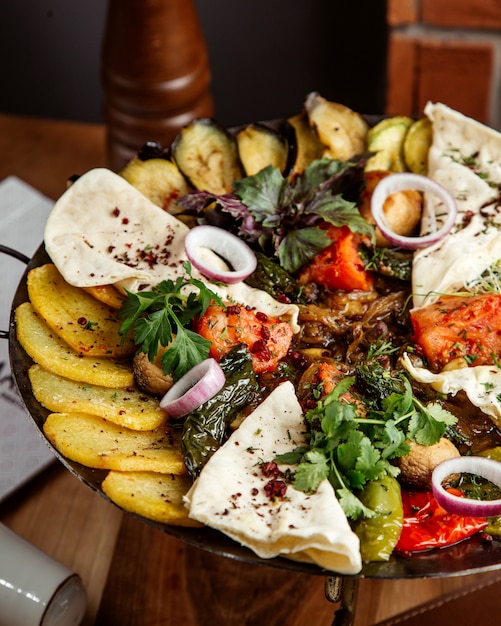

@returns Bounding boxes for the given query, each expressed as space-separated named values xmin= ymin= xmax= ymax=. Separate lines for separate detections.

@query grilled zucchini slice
xmin=304 ymin=92 xmax=369 ymax=161
xmin=236 ymin=123 xmax=289 ymax=176
xmin=171 ymin=118 xmax=243 ymax=194
xmin=365 ymin=116 xmax=414 ymax=172
xmin=403 ymin=117 xmax=432 ymax=175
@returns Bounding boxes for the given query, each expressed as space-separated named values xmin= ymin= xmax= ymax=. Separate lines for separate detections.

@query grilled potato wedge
xmin=120 ymin=156 xmax=190 ymax=210
xmin=365 ymin=116 xmax=414 ymax=172
xmin=43 ymin=412 xmax=185 ymax=473
xmin=236 ymin=123 xmax=289 ymax=175
xmin=15 ymin=302 xmax=134 ymax=388
xmin=29 ymin=364 xmax=166 ymax=431
xmin=27 ymin=264 xmax=136 ymax=358
xmin=304 ymin=92 xmax=369 ymax=161
xmin=102 ymin=470 xmax=201 ymax=527
xmin=171 ymin=118 xmax=243 ymax=194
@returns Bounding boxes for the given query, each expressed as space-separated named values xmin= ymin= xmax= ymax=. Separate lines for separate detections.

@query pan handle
xmin=0 ymin=244 xmax=30 ymax=339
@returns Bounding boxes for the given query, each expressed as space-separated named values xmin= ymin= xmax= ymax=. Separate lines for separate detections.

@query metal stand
xmin=325 ymin=576 xmax=360 ymax=626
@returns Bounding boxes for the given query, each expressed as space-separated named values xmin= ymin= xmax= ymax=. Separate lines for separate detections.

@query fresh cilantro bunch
xmin=275 ymin=375 xmax=457 ymax=520
xmin=177 ymin=157 xmax=375 ymax=274
xmin=118 ymin=262 xmax=223 ymax=380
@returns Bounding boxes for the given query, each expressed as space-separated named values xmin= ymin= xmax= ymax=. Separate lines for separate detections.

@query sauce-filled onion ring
xmin=432 ymin=456 xmax=501 ymax=517
xmin=371 ymin=172 xmax=457 ymax=249
xmin=184 ymin=225 xmax=257 ymax=284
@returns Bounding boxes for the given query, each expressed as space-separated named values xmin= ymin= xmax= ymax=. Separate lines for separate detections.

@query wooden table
xmin=0 ymin=113 xmax=497 ymax=626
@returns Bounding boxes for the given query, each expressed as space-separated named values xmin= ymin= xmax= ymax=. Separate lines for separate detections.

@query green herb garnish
xmin=275 ymin=376 xmax=457 ymax=520
xmin=118 ymin=261 xmax=223 ymax=380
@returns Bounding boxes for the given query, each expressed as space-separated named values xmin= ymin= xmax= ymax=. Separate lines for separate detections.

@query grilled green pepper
xmin=353 ymin=475 xmax=403 ymax=562
xmin=182 ymin=344 xmax=260 ymax=477
xmin=244 ymin=251 xmax=303 ymax=302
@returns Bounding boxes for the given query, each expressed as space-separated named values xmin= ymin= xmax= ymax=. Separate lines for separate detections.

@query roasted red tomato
xmin=299 ymin=225 xmax=374 ymax=292
xmin=195 ymin=303 xmax=293 ymax=373
xmin=410 ymin=293 xmax=501 ymax=370
xmin=395 ymin=489 xmax=488 ymax=554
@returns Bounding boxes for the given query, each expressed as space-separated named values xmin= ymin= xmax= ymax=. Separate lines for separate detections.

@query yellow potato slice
xmin=27 ymin=264 xmax=136 ymax=358
xmin=102 ymin=470 xmax=201 ymax=527
xmin=43 ymin=412 xmax=186 ymax=474
xmin=82 ymin=284 xmax=125 ymax=309
xmin=16 ymin=302 xmax=134 ymax=388
xmin=29 ymin=364 xmax=165 ymax=431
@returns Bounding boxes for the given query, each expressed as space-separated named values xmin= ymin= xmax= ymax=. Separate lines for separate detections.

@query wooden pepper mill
xmin=101 ymin=0 xmax=214 ymax=171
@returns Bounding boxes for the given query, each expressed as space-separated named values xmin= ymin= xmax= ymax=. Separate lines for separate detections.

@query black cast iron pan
xmin=5 ymin=242 xmax=501 ymax=580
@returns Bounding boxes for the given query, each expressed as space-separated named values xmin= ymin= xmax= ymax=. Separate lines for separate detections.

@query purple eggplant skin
xmin=171 ymin=117 xmax=243 ymax=195
xmin=235 ymin=121 xmax=291 ymax=176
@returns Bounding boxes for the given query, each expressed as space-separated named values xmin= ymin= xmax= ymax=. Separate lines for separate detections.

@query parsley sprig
xmin=118 ymin=262 xmax=223 ymax=380
xmin=275 ymin=375 xmax=457 ymax=520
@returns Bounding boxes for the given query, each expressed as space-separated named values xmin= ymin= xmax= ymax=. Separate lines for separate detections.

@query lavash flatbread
xmin=184 ymin=381 xmax=362 ymax=575
xmin=44 ymin=168 xmax=299 ymax=330
xmin=404 ymin=103 xmax=501 ymax=425
xmin=412 ymin=102 xmax=501 ymax=309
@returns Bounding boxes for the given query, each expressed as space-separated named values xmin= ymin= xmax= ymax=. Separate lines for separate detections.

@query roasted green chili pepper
xmin=353 ymin=475 xmax=403 ymax=562
xmin=244 ymin=251 xmax=303 ymax=302
xmin=182 ymin=344 xmax=260 ymax=478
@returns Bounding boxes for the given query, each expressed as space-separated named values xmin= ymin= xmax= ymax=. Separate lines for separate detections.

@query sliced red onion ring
xmin=432 ymin=456 xmax=501 ymax=517
xmin=371 ymin=172 xmax=457 ymax=249
xmin=184 ymin=225 xmax=257 ymax=284
xmin=160 ymin=358 xmax=225 ymax=418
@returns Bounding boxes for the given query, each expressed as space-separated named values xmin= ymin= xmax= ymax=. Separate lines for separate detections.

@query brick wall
xmin=386 ymin=0 xmax=501 ymax=128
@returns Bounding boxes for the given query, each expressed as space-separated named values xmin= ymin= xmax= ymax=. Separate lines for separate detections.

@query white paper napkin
xmin=0 ymin=176 xmax=55 ymax=502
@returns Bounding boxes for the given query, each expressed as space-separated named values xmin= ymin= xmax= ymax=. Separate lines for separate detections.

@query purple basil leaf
xmin=277 ymin=227 xmax=331 ymax=273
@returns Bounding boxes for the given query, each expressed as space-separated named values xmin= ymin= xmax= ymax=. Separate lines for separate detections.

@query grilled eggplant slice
xmin=171 ymin=118 xmax=243 ymax=194
xmin=236 ymin=122 xmax=289 ymax=176
xmin=365 ymin=116 xmax=414 ymax=172
xmin=287 ymin=112 xmax=325 ymax=177
xmin=120 ymin=157 xmax=190 ymax=211
xmin=304 ymin=92 xmax=369 ymax=161
xmin=403 ymin=117 xmax=432 ymax=175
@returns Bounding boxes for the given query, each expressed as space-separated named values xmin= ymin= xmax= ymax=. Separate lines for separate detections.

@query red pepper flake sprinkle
xmin=261 ymin=461 xmax=281 ymax=478
xmin=251 ymin=339 xmax=272 ymax=361
xmin=264 ymin=479 xmax=287 ymax=500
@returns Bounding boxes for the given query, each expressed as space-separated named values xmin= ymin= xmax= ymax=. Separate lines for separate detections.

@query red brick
xmin=421 ymin=0 xmax=501 ymax=29
xmin=416 ymin=39 xmax=493 ymax=123
xmin=385 ymin=34 xmax=418 ymax=116
xmin=387 ymin=0 xmax=418 ymax=26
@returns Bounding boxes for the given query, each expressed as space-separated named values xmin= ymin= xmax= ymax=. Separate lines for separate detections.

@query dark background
xmin=0 ymin=1 xmax=388 ymax=126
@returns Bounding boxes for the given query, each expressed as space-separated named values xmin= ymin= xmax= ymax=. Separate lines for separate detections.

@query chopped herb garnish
xmin=275 ymin=376 xmax=457 ymax=520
